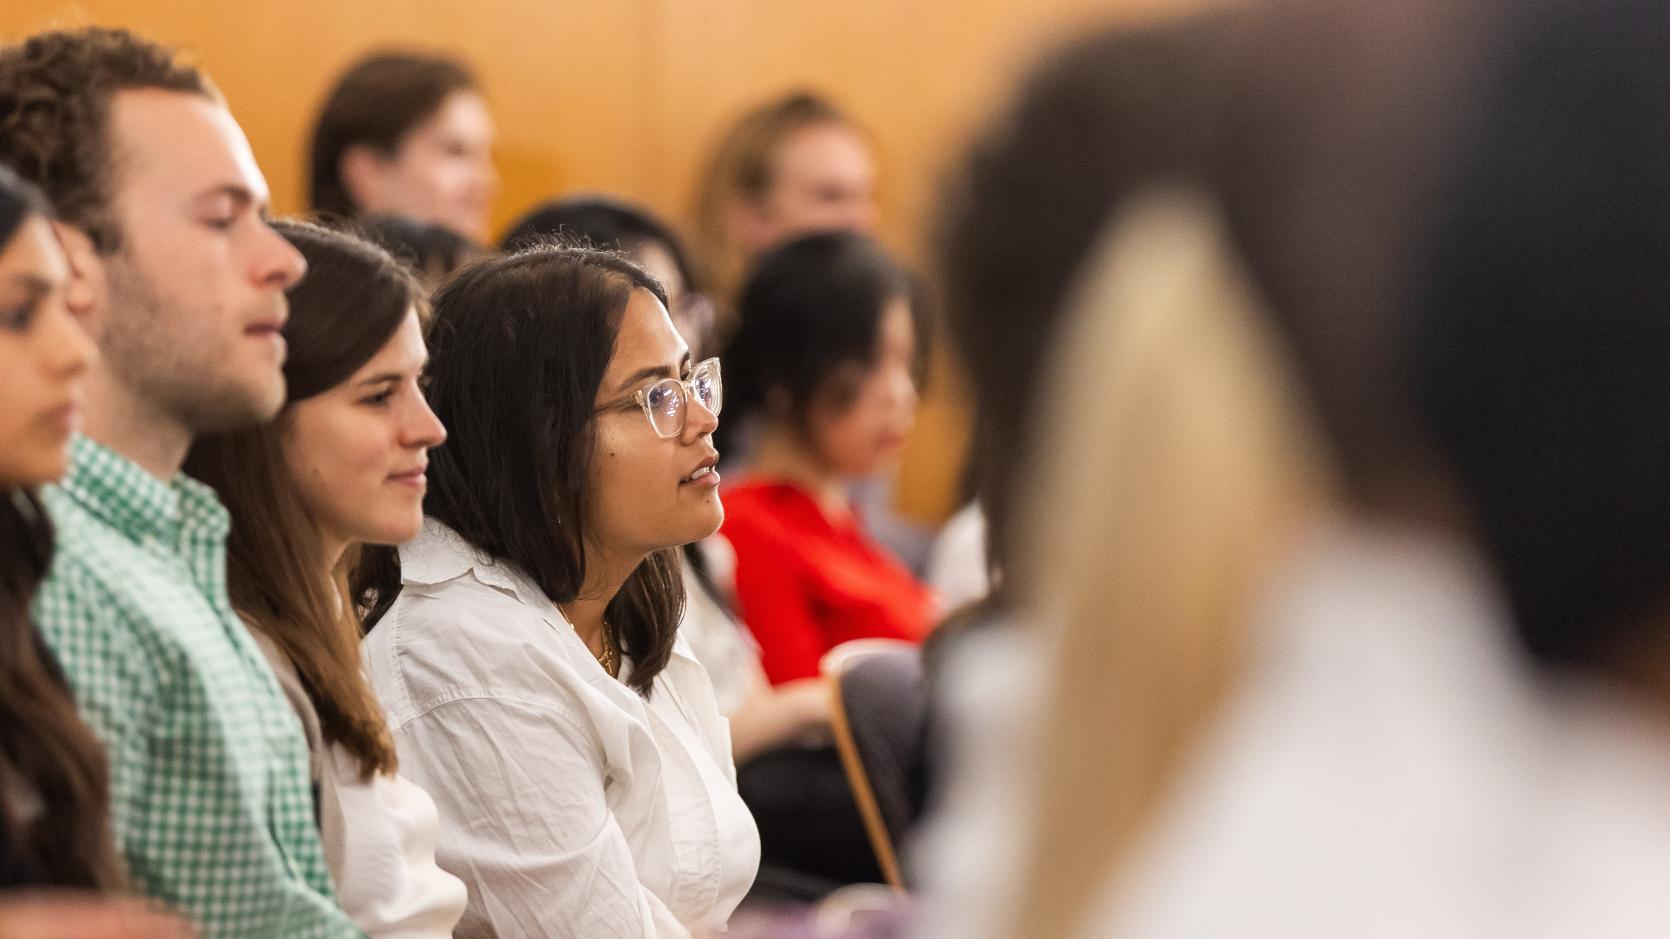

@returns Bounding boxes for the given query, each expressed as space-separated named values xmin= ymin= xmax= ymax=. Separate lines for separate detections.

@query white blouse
xmin=363 ymin=519 xmax=760 ymax=939
xmin=914 ymin=519 xmax=1670 ymax=939
xmin=250 ymin=631 xmax=468 ymax=939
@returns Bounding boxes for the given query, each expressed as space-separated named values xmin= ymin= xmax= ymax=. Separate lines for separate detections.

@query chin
xmin=371 ymin=513 xmax=425 ymax=547
xmin=4 ymin=449 xmax=69 ymax=489
xmin=676 ymin=504 xmax=724 ymax=545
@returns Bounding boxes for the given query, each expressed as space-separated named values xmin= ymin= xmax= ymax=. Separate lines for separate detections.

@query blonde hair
xmin=1000 ymin=185 xmax=1334 ymax=937
xmin=688 ymin=91 xmax=851 ymax=309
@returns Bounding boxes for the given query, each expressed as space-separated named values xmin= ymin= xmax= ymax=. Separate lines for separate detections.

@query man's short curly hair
xmin=0 ymin=27 xmax=216 ymax=252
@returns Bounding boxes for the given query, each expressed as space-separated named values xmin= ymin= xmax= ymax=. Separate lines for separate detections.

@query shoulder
xmin=721 ymin=480 xmax=822 ymax=548
xmin=364 ymin=573 xmax=598 ymax=730
xmin=33 ymin=539 xmax=179 ymax=672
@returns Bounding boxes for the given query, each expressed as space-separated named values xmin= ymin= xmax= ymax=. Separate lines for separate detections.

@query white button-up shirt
xmin=363 ymin=519 xmax=760 ymax=939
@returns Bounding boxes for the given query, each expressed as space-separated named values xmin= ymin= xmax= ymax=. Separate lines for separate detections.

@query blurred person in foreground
xmin=917 ymin=0 xmax=1670 ymax=935
xmin=0 ymin=160 xmax=190 ymax=939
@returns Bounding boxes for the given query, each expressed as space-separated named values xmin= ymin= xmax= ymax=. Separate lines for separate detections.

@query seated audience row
xmin=0 ymin=25 xmax=933 ymax=939
xmin=0 ymin=17 xmax=972 ymax=939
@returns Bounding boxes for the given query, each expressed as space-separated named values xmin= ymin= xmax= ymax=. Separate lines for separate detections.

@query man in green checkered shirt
xmin=0 ymin=29 xmax=361 ymax=938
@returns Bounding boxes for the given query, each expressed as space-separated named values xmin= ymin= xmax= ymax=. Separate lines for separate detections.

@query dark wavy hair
xmin=1411 ymin=0 xmax=1670 ymax=673
xmin=0 ymin=27 xmax=214 ymax=253
xmin=0 ymin=165 xmax=122 ymax=888
xmin=360 ymin=243 xmax=682 ymax=695
xmin=499 ymin=194 xmax=697 ymax=292
xmin=186 ymin=220 xmax=423 ymax=779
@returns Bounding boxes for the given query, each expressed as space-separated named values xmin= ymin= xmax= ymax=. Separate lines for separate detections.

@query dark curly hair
xmin=0 ymin=27 xmax=213 ymax=253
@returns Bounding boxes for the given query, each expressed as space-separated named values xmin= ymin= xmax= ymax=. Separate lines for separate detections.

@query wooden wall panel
xmin=2 ymin=0 xmax=1201 ymax=524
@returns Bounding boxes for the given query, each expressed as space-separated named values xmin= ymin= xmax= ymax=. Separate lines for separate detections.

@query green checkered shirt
xmin=31 ymin=436 xmax=361 ymax=939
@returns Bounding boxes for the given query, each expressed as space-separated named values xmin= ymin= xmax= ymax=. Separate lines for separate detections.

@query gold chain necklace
xmin=596 ymin=620 xmax=619 ymax=679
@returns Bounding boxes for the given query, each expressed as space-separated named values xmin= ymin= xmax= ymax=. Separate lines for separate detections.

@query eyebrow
xmin=1 ymin=274 xmax=53 ymax=296
xmin=354 ymin=355 xmax=430 ymax=388
xmin=193 ymin=184 xmax=259 ymax=211
xmin=613 ymin=351 xmax=692 ymax=393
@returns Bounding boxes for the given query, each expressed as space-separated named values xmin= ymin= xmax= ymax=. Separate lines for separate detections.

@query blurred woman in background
xmin=719 ymin=231 xmax=936 ymax=687
xmin=689 ymin=92 xmax=877 ymax=314
xmin=308 ymin=50 xmax=498 ymax=242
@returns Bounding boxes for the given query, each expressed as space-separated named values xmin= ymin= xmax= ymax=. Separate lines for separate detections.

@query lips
xmin=388 ymin=464 xmax=428 ymax=487
xmin=38 ymin=400 xmax=80 ymax=435
xmin=245 ymin=320 xmax=287 ymax=352
xmin=681 ymin=453 xmax=720 ymax=486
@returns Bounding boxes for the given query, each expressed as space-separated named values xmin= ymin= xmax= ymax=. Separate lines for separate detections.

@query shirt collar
xmin=55 ymin=434 xmax=230 ymax=547
xmin=400 ymin=517 xmax=545 ymax=606
xmin=398 ymin=516 xmax=707 ymax=677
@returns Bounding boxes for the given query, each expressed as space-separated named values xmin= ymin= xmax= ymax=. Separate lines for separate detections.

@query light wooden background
xmin=3 ymin=0 xmax=1202 ymax=524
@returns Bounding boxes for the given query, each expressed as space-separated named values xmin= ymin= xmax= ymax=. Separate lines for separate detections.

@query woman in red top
xmin=719 ymin=231 xmax=938 ymax=686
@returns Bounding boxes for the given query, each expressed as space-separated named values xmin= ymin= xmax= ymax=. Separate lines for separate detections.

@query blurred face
xmin=738 ymin=121 xmax=877 ymax=255
xmin=97 ymin=89 xmax=307 ymax=434
xmin=0 ymin=216 xmax=97 ymax=486
xmin=360 ymin=91 xmax=498 ymax=241
xmin=632 ymin=239 xmax=714 ymax=360
xmin=806 ymin=297 xmax=917 ymax=479
xmin=281 ymin=309 xmax=446 ymax=562
xmin=588 ymin=288 xmax=723 ymax=560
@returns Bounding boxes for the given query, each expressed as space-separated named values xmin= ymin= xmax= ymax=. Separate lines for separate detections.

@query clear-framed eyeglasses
xmin=609 ymin=357 xmax=723 ymax=439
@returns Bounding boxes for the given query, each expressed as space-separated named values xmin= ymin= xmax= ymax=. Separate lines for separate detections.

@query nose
xmin=38 ymin=297 xmax=97 ymax=380
xmin=254 ymin=220 xmax=307 ymax=291
xmin=681 ymin=394 xmax=720 ymax=444
xmin=403 ymin=391 xmax=448 ymax=450
xmin=885 ymin=363 xmax=918 ymax=413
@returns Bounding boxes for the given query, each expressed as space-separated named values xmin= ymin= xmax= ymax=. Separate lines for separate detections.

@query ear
xmin=48 ymin=221 xmax=108 ymax=334
xmin=338 ymin=143 xmax=392 ymax=214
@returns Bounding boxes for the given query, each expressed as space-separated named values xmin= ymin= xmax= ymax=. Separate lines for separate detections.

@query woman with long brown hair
xmin=185 ymin=220 xmax=463 ymax=938
xmin=0 ymin=165 xmax=188 ymax=936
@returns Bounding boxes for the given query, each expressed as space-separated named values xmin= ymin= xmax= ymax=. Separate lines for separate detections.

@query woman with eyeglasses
xmin=359 ymin=243 xmax=758 ymax=939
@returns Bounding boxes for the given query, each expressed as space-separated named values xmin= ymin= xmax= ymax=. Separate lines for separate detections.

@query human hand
xmin=776 ymin=675 xmax=834 ymax=735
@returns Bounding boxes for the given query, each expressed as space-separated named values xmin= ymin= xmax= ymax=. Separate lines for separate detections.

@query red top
xmin=720 ymin=479 xmax=938 ymax=685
